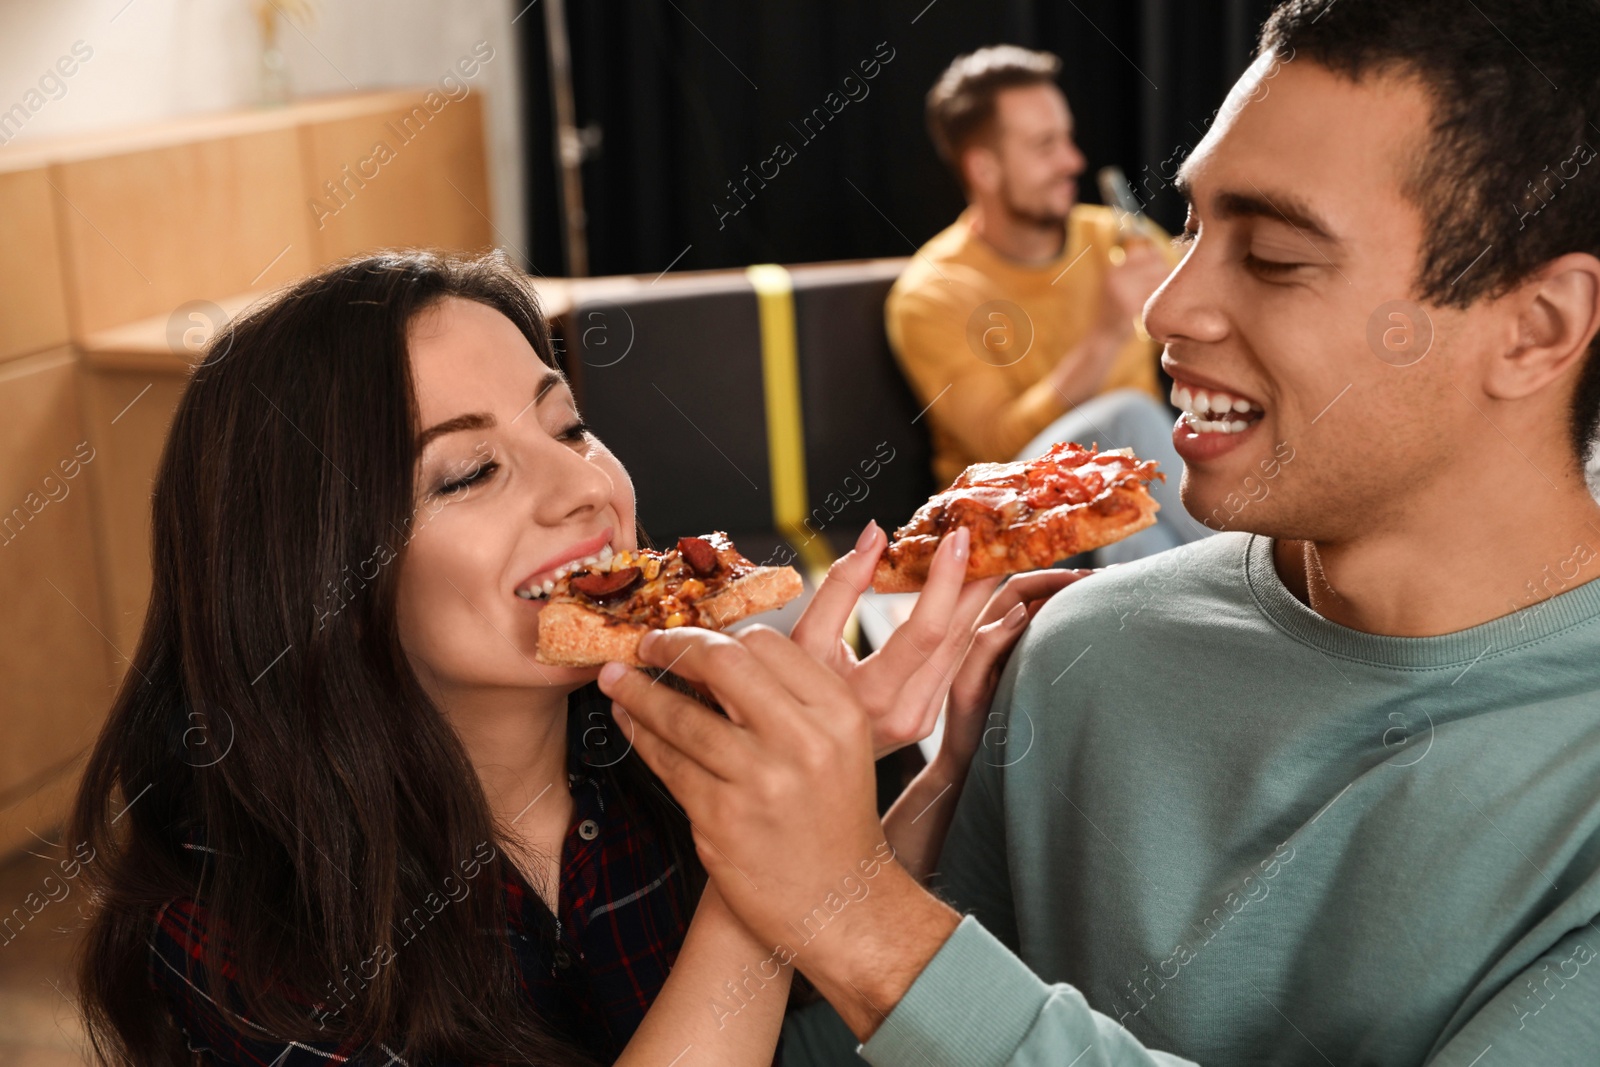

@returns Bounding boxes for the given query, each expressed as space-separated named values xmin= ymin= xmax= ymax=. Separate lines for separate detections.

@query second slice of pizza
xmin=872 ymin=442 xmax=1163 ymax=593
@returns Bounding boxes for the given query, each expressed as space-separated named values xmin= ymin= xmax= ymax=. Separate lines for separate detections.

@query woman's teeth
xmin=1171 ymin=383 xmax=1264 ymax=435
xmin=516 ymin=544 xmax=615 ymax=600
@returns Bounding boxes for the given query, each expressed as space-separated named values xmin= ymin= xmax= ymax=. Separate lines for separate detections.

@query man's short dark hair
xmin=926 ymin=46 xmax=1063 ymax=172
xmin=1260 ymin=0 xmax=1600 ymax=461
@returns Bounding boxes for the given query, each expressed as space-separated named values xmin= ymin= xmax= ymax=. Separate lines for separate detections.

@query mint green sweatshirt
xmin=784 ymin=533 xmax=1600 ymax=1065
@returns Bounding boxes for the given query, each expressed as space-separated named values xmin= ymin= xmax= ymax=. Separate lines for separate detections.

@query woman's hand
xmin=881 ymin=567 xmax=1092 ymax=881
xmin=789 ymin=523 xmax=1001 ymax=757
xmin=930 ymin=567 xmax=1092 ymax=778
xmin=788 ymin=521 xmax=1087 ymax=759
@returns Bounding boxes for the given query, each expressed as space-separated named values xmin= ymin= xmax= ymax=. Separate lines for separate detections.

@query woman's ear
xmin=1486 ymin=251 xmax=1600 ymax=401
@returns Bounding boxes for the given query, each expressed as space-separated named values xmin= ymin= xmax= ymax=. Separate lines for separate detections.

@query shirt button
xmin=577 ymin=819 xmax=599 ymax=841
xmin=553 ymin=946 xmax=572 ymax=970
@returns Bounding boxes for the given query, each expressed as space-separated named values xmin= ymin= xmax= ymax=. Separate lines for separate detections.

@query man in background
xmin=889 ymin=46 xmax=1211 ymax=560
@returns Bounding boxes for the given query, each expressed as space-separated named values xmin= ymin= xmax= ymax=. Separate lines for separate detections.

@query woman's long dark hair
xmin=67 ymin=249 xmax=700 ymax=1065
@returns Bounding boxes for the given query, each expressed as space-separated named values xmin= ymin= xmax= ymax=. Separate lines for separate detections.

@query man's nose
xmin=1063 ymin=142 xmax=1086 ymax=177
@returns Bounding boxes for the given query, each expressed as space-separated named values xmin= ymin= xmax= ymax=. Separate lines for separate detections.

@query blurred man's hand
xmin=1097 ymin=234 xmax=1172 ymax=341
xmin=1047 ymin=235 xmax=1173 ymax=404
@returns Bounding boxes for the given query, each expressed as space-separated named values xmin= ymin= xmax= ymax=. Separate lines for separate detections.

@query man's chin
xmin=1180 ymin=466 xmax=1271 ymax=535
xmin=1006 ymin=196 xmax=1071 ymax=230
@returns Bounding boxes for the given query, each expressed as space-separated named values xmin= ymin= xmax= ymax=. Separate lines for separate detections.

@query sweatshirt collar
xmin=1244 ymin=534 xmax=1600 ymax=669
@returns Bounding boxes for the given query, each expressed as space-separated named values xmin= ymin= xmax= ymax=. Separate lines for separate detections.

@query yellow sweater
xmin=886 ymin=205 xmax=1166 ymax=487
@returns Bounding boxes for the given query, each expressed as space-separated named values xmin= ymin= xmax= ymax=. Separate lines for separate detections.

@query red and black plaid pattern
xmin=149 ymin=761 xmax=692 ymax=1064
xmin=506 ymin=764 xmax=692 ymax=1061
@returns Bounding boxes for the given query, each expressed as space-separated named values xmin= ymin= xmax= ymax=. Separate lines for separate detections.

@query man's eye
xmin=438 ymin=461 xmax=498 ymax=495
xmin=1173 ymin=229 xmax=1198 ymax=248
xmin=1245 ymin=253 xmax=1303 ymax=276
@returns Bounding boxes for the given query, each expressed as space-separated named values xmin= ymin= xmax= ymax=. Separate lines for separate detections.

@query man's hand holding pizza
xmin=597 ymin=623 xmax=962 ymax=1040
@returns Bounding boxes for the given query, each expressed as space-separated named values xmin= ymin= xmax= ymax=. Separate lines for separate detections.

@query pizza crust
xmin=535 ymin=565 xmax=804 ymax=667
xmin=697 ymin=565 xmax=805 ymax=629
xmin=871 ymin=485 xmax=1160 ymax=593
xmin=534 ymin=603 xmax=648 ymax=667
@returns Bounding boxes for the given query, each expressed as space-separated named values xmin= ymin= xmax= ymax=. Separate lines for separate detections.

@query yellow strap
xmin=747 ymin=264 xmax=835 ymax=581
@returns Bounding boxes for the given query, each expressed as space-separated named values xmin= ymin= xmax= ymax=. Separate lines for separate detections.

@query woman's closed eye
xmin=438 ymin=460 xmax=499 ymax=496
xmin=434 ymin=420 xmax=587 ymax=495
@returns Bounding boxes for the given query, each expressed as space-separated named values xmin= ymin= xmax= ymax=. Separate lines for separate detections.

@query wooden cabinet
xmin=304 ymin=92 xmax=494 ymax=263
xmin=0 ymin=167 xmax=70 ymax=363
xmin=0 ymin=351 xmax=114 ymax=852
xmin=0 ymin=89 xmax=495 ymax=858
xmin=51 ymin=126 xmax=314 ymax=337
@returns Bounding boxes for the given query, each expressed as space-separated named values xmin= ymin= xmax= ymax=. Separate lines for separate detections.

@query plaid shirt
xmin=149 ymin=751 xmax=695 ymax=1064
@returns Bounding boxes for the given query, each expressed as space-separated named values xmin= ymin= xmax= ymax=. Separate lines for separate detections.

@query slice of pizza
xmin=872 ymin=443 xmax=1163 ymax=593
xmin=533 ymin=531 xmax=804 ymax=667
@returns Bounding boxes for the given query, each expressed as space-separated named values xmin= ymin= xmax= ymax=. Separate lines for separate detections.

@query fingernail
xmin=951 ymin=526 xmax=970 ymax=561
xmin=855 ymin=521 xmax=878 ymax=552
xmin=1005 ymin=602 xmax=1027 ymax=627
xmin=598 ymin=661 xmax=627 ymax=687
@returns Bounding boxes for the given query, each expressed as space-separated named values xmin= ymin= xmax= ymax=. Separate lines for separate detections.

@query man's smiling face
xmin=1147 ymin=54 xmax=1487 ymax=542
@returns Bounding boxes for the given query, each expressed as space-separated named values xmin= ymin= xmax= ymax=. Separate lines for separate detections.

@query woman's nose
xmin=532 ymin=439 xmax=613 ymax=524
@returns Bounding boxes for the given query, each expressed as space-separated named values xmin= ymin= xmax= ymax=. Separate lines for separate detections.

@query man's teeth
xmin=1170 ymin=383 xmax=1264 ymax=434
xmin=516 ymin=543 xmax=615 ymax=600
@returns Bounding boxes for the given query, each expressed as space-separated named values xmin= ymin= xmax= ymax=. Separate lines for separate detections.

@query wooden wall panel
xmin=0 ymin=762 xmax=86 ymax=865
xmin=76 ymin=366 xmax=189 ymax=662
xmin=0 ymin=350 xmax=114 ymax=806
xmin=303 ymin=91 xmax=494 ymax=264
xmin=0 ymin=166 xmax=70 ymax=363
xmin=51 ymin=129 xmax=315 ymax=337
xmin=0 ymin=88 xmax=498 ymax=858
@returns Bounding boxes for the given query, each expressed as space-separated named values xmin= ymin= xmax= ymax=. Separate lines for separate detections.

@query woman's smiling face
xmin=395 ymin=296 xmax=637 ymax=696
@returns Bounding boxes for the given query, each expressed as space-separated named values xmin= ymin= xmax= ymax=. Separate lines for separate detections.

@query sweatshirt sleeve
xmin=860 ymin=656 xmax=1196 ymax=1067
xmin=859 ymin=916 xmax=1199 ymax=1067
xmin=886 ymin=284 xmax=1070 ymax=467
xmin=858 ymin=882 xmax=1600 ymax=1066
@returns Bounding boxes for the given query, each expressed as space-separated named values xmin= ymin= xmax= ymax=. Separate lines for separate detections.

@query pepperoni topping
xmin=1024 ymin=464 xmax=1105 ymax=508
xmin=571 ymin=566 xmax=642 ymax=603
xmin=677 ymin=536 xmax=719 ymax=576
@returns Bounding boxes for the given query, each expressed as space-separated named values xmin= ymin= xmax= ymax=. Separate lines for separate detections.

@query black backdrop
xmin=517 ymin=0 xmax=1279 ymax=277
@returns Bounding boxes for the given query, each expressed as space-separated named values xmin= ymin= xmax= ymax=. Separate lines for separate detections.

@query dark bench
xmin=553 ymin=259 xmax=935 ymax=567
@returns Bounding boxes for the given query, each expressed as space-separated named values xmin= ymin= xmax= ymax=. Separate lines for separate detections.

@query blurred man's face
xmin=971 ymin=83 xmax=1086 ymax=226
xmin=1147 ymin=55 xmax=1485 ymax=542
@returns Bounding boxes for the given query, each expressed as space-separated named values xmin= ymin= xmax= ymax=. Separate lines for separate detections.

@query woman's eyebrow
xmin=513 ymin=368 xmax=568 ymax=424
xmin=535 ymin=368 xmax=565 ymax=402
xmin=418 ymin=412 xmax=494 ymax=449
xmin=417 ymin=370 xmax=568 ymax=448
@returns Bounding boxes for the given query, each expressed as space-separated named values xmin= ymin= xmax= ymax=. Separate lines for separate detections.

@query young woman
xmin=67 ymin=250 xmax=1067 ymax=1066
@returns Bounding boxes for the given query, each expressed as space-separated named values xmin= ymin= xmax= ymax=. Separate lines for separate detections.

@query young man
xmin=600 ymin=0 xmax=1600 ymax=1063
xmin=892 ymin=46 xmax=1210 ymax=561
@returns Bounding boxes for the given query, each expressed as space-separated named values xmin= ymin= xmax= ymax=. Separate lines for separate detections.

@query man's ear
xmin=1485 ymin=252 xmax=1600 ymax=401
xmin=962 ymin=145 xmax=1001 ymax=198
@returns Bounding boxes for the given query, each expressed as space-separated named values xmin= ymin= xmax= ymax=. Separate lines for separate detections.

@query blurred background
xmin=0 ymin=1 xmax=1272 ymax=1062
